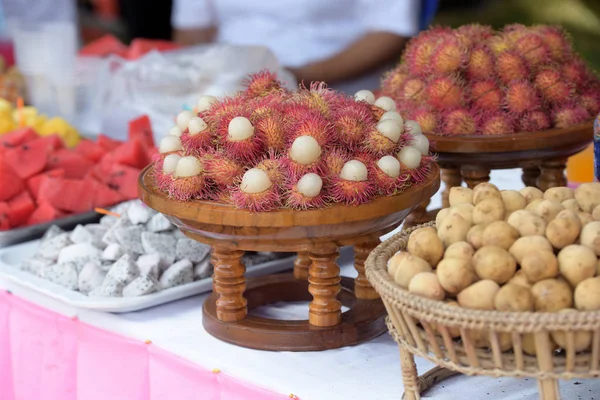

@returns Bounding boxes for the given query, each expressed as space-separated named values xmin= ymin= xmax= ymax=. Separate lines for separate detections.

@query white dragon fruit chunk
xmin=136 ymin=254 xmax=162 ymax=279
xmin=37 ymin=233 xmax=71 ymax=261
xmin=123 ymin=275 xmax=160 ymax=297
xmin=89 ymin=277 xmax=123 ymax=297
xmin=175 ymin=238 xmax=211 ymax=263
xmin=112 ymin=200 xmax=137 ymax=215
xmin=84 ymin=224 xmax=109 ymax=248
xmin=21 ymin=257 xmax=53 ymax=276
xmin=127 ymin=201 xmax=155 ymax=225
xmin=57 ymin=243 xmax=102 ymax=267
xmin=159 ymin=259 xmax=193 ymax=289
xmin=46 ymin=263 xmax=79 ymax=290
xmin=106 ymin=254 xmax=139 ymax=286
xmin=101 ymin=243 xmax=124 ymax=262
xmin=78 ymin=261 xmax=107 ymax=294
xmin=194 ymin=259 xmax=213 ymax=280
xmin=141 ymin=232 xmax=177 ymax=260
xmin=114 ymin=225 xmax=146 ymax=254
xmin=172 ymin=229 xmax=186 ymax=239
xmin=146 ymin=212 xmax=172 ymax=232
xmin=99 ymin=215 xmax=118 ymax=228
xmin=101 ymin=216 xmax=133 ymax=245
xmin=42 ymin=225 xmax=65 ymax=240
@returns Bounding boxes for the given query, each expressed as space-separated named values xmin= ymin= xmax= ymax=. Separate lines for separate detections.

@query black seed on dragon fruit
xmin=136 ymin=254 xmax=162 ymax=279
xmin=46 ymin=262 xmax=79 ymax=290
xmin=145 ymin=212 xmax=172 ymax=233
xmin=105 ymin=254 xmax=140 ymax=286
xmin=88 ymin=276 xmax=124 ymax=297
xmin=57 ymin=243 xmax=102 ymax=273
xmin=37 ymin=232 xmax=71 ymax=261
xmin=159 ymin=259 xmax=193 ymax=289
xmin=123 ymin=275 xmax=160 ymax=297
xmin=42 ymin=225 xmax=65 ymax=240
xmin=126 ymin=201 xmax=155 ymax=225
xmin=101 ymin=216 xmax=133 ymax=245
xmin=175 ymin=238 xmax=211 ymax=263
xmin=114 ymin=225 xmax=146 ymax=254
xmin=141 ymin=232 xmax=176 ymax=260
xmin=78 ymin=261 xmax=107 ymax=294
xmin=21 ymin=257 xmax=53 ymax=276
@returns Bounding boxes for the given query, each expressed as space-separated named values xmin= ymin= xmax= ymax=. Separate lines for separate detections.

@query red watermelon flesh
xmin=112 ymin=139 xmax=151 ymax=169
xmin=0 ymin=202 xmax=9 ymax=230
xmin=3 ymin=138 xmax=51 ymax=179
xmin=35 ymin=134 xmax=64 ymax=152
xmin=26 ymin=202 xmax=64 ymax=226
xmin=94 ymin=181 xmax=125 ymax=208
xmin=7 ymin=191 xmax=35 ymax=226
xmin=26 ymin=169 xmax=65 ymax=199
xmin=128 ymin=115 xmax=155 ymax=149
xmin=0 ymin=128 xmax=36 ymax=148
xmin=0 ymin=162 xmax=24 ymax=201
xmin=46 ymin=149 xmax=93 ymax=179
xmin=75 ymin=139 xmax=106 ymax=162
xmin=97 ymin=134 xmax=122 ymax=151
xmin=104 ymin=164 xmax=140 ymax=199
xmin=38 ymin=177 xmax=96 ymax=213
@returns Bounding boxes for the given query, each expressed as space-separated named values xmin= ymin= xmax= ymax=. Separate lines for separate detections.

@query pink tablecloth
xmin=0 ymin=290 xmax=287 ymax=400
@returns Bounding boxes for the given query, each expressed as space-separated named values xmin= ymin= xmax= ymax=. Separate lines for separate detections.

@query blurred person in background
xmin=1 ymin=0 xmax=76 ymax=25
xmin=172 ymin=0 xmax=435 ymax=94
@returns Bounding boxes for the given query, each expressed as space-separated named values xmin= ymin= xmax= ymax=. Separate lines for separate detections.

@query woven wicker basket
xmin=365 ymin=222 xmax=600 ymax=400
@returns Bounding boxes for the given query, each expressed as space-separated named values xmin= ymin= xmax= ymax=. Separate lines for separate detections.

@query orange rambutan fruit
xmin=534 ymin=67 xmax=573 ymax=105
xmin=441 ymin=108 xmax=477 ymax=136
xmin=478 ymin=112 xmax=515 ymax=135
xmin=401 ymin=78 xmax=427 ymax=102
xmin=514 ymin=33 xmax=550 ymax=68
xmin=455 ymin=24 xmax=494 ymax=48
xmin=425 ymin=75 xmax=466 ymax=108
xmin=430 ymin=36 xmax=467 ymax=75
xmin=470 ymin=80 xmax=503 ymax=111
xmin=242 ymin=70 xmax=284 ymax=98
xmin=409 ymin=106 xmax=440 ymax=134
xmin=495 ymin=50 xmax=529 ymax=85
xmin=533 ymin=25 xmax=572 ymax=61
xmin=519 ymin=111 xmax=551 ymax=132
xmin=465 ymin=46 xmax=495 ymax=81
xmin=552 ymin=103 xmax=590 ymax=128
xmin=504 ymin=80 xmax=541 ymax=114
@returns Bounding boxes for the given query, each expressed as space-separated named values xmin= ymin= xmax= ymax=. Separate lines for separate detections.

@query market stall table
xmin=1 ymin=170 xmax=600 ymax=400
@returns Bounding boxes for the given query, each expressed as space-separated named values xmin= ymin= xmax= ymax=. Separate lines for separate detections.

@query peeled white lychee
xmin=354 ymin=90 xmax=375 ymax=104
xmin=197 ymin=95 xmax=217 ymax=112
xmin=374 ymin=96 xmax=396 ymax=112
xmin=377 ymin=155 xmax=401 ymax=178
xmin=188 ymin=117 xmax=208 ymax=135
xmin=241 ymin=168 xmax=272 ymax=194
xmin=340 ymin=160 xmax=368 ymax=182
xmin=176 ymin=110 xmax=195 ymax=130
xmin=290 ymin=136 xmax=321 ymax=165
xmin=228 ymin=117 xmax=254 ymax=141
xmin=296 ymin=173 xmax=323 ymax=198
xmin=174 ymin=156 xmax=202 ymax=178
xmin=397 ymin=146 xmax=422 ymax=169
xmin=159 ymin=135 xmax=182 ymax=154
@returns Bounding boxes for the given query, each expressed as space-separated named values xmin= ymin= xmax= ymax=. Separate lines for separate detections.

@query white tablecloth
xmin=2 ymin=169 xmax=599 ymax=400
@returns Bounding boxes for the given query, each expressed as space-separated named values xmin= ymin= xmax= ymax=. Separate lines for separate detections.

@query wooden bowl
xmin=366 ymin=223 xmax=600 ymax=400
xmin=138 ymin=164 xmax=441 ymax=351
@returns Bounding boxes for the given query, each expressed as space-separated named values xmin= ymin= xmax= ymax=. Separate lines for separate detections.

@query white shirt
xmin=172 ymin=0 xmax=420 ymax=93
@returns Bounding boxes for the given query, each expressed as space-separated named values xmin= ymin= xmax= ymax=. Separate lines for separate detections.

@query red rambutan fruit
xmin=242 ymin=70 xmax=284 ymax=98
xmin=203 ymin=96 xmax=248 ymax=126
xmin=409 ymin=106 xmax=440 ymax=135
xmin=442 ymin=108 xmax=477 ymax=136
xmin=426 ymin=75 xmax=465 ymax=109
xmin=180 ymin=116 xmax=213 ymax=155
xmin=578 ymin=91 xmax=600 ymax=116
xmin=285 ymin=173 xmax=327 ymax=210
xmin=324 ymin=148 xmax=351 ymax=177
xmin=328 ymin=160 xmax=375 ymax=205
xmin=282 ymin=135 xmax=326 ymax=179
xmin=203 ymin=150 xmax=245 ymax=187
xmin=534 ymin=68 xmax=573 ymax=105
xmin=487 ymin=36 xmax=513 ymax=56
xmin=231 ymin=168 xmax=281 ymax=212
xmin=288 ymin=113 xmax=334 ymax=147
xmin=334 ymin=104 xmax=375 ymax=149
xmin=296 ymin=81 xmax=335 ymax=117
xmin=478 ymin=112 xmax=515 ymax=135
xmin=552 ymin=104 xmax=590 ymax=128
xmin=256 ymin=154 xmax=286 ymax=187
xmin=533 ymin=25 xmax=572 ymax=61
xmin=408 ymin=155 xmax=436 ymax=185
xmin=371 ymin=155 xmax=410 ymax=196
xmin=470 ymin=80 xmax=503 ymax=111
xmin=361 ymin=124 xmax=401 ymax=156
xmin=430 ymin=36 xmax=467 ymax=75
xmin=495 ymin=51 xmax=529 ymax=85
xmin=397 ymin=146 xmax=430 ymax=184
xmin=404 ymin=36 xmax=440 ymax=76
xmin=153 ymin=152 xmax=181 ymax=192
xmin=168 ymin=156 xmax=207 ymax=201
xmin=465 ymin=46 xmax=495 ymax=81
xmin=254 ymin=111 xmax=289 ymax=152
xmin=561 ymin=58 xmax=591 ymax=87
xmin=503 ymin=24 xmax=529 ymax=43
xmin=514 ymin=33 xmax=550 ymax=68
xmin=504 ymin=80 xmax=541 ymax=114
xmin=381 ymin=65 xmax=409 ymax=97
xmin=401 ymin=78 xmax=427 ymax=102
xmin=217 ymin=115 xmax=265 ymax=163
xmin=455 ymin=24 xmax=494 ymax=47
xmin=519 ymin=111 xmax=551 ymax=132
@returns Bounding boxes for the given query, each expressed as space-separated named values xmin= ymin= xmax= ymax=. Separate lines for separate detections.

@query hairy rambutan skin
xmin=409 ymin=106 xmax=440 ymax=134
xmin=552 ymin=104 xmax=590 ymax=128
xmin=487 ymin=36 xmax=513 ymax=56
xmin=254 ymin=111 xmax=289 ymax=153
xmin=514 ymin=33 xmax=550 ymax=68
xmin=455 ymin=24 xmax=494 ymax=47
xmin=203 ymin=151 xmax=245 ymax=187
xmin=470 ymin=80 xmax=503 ymax=111
xmin=203 ymin=96 xmax=248 ymax=126
xmin=404 ymin=35 xmax=440 ymax=76
xmin=430 ymin=37 xmax=466 ymax=75
xmin=324 ymin=148 xmax=351 ymax=177
xmin=426 ymin=75 xmax=466 ymax=108
xmin=442 ymin=108 xmax=477 ymax=136
xmin=519 ymin=111 xmax=551 ymax=132
xmin=362 ymin=129 xmax=400 ymax=156
xmin=561 ymin=58 xmax=591 ymax=87
xmin=333 ymin=105 xmax=375 ymax=149
xmin=534 ymin=25 xmax=572 ymax=61
xmin=495 ymin=51 xmax=529 ymax=84
xmin=256 ymin=155 xmax=287 ymax=187
xmin=231 ymin=185 xmax=281 ymax=212
xmin=169 ymin=175 xmax=207 ymax=201
xmin=295 ymin=81 xmax=336 ymax=117
xmin=285 ymin=185 xmax=327 ymax=210
xmin=153 ymin=169 xmax=174 ymax=192
xmin=281 ymin=156 xmax=326 ymax=181
xmin=381 ymin=65 xmax=409 ymax=97
xmin=371 ymin=166 xmax=411 ymax=196
xmin=287 ymin=113 xmax=335 ymax=147
xmin=406 ymin=155 xmax=436 ymax=185
xmin=328 ymin=177 xmax=375 ymax=206
xmin=466 ymin=46 xmax=495 ymax=81
xmin=534 ymin=68 xmax=573 ymax=105
xmin=180 ymin=128 xmax=214 ymax=155
xmin=578 ymin=91 xmax=600 ymax=116
xmin=504 ymin=80 xmax=541 ymax=114
xmin=242 ymin=70 xmax=284 ymax=98
xmin=401 ymin=78 xmax=427 ymax=102
xmin=478 ymin=112 xmax=516 ymax=135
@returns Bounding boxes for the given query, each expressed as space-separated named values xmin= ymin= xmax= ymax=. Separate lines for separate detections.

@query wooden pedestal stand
xmin=405 ymin=122 xmax=593 ymax=227
xmin=138 ymin=164 xmax=440 ymax=351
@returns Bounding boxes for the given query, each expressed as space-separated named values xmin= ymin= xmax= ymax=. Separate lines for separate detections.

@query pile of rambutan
xmin=381 ymin=24 xmax=600 ymax=136
xmin=152 ymin=71 xmax=435 ymax=212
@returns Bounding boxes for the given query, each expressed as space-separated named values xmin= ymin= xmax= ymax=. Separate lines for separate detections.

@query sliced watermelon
xmin=127 ymin=39 xmax=180 ymax=60
xmin=38 ymin=177 xmax=96 ymax=213
xmin=7 ymin=191 xmax=35 ymax=227
xmin=79 ymin=34 xmax=128 ymax=57
xmin=112 ymin=139 xmax=151 ymax=169
xmin=75 ymin=139 xmax=107 ymax=162
xmin=103 ymin=164 xmax=141 ymax=200
xmin=0 ymin=203 xmax=10 ymax=231
xmin=26 ymin=202 xmax=64 ymax=226
xmin=94 ymin=181 xmax=125 ymax=208
xmin=128 ymin=115 xmax=155 ymax=149
xmin=0 ymin=162 xmax=24 ymax=201
xmin=35 ymin=134 xmax=64 ymax=151
xmin=97 ymin=134 xmax=122 ymax=151
xmin=46 ymin=149 xmax=94 ymax=179
xmin=26 ymin=169 xmax=65 ymax=199
xmin=3 ymin=137 xmax=53 ymax=179
xmin=0 ymin=128 xmax=37 ymax=148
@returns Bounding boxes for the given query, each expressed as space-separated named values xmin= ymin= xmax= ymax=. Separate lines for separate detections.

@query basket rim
xmin=365 ymin=222 xmax=600 ymax=329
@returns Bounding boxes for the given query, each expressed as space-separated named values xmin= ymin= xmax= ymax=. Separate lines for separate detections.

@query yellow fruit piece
xmin=39 ymin=117 xmax=80 ymax=147
xmin=0 ymin=118 xmax=16 ymax=134
xmin=0 ymin=98 xmax=13 ymax=114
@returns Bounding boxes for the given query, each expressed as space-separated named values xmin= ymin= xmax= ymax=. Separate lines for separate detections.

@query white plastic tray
xmin=0 ymin=240 xmax=295 ymax=313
